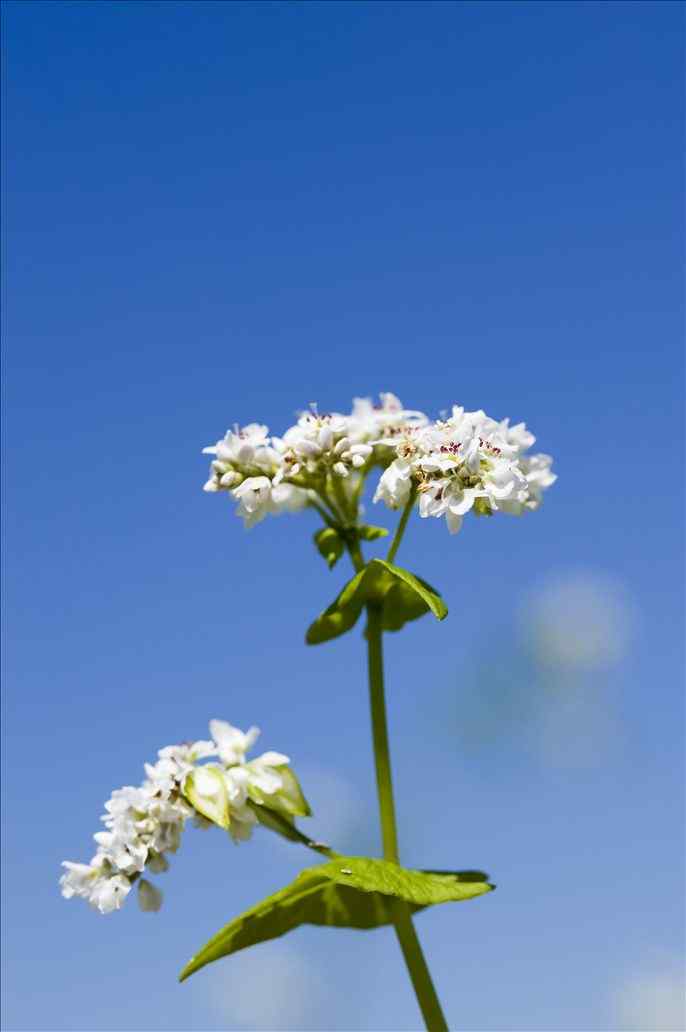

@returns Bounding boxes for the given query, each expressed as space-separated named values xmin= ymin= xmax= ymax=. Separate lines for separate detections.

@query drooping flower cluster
xmin=374 ymin=406 xmax=556 ymax=533
xmin=60 ymin=720 xmax=309 ymax=914
xmin=202 ymin=394 xmax=555 ymax=534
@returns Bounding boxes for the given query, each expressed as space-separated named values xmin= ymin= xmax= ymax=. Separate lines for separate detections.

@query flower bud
xmin=182 ymin=766 xmax=230 ymax=830
xmin=137 ymin=878 xmax=163 ymax=912
xmin=318 ymin=426 xmax=334 ymax=451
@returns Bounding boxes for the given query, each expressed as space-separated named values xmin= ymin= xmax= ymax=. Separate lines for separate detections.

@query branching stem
xmin=386 ymin=492 xmax=416 ymax=564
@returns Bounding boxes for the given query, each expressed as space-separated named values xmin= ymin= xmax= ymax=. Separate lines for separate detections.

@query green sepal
xmin=179 ymin=857 xmax=493 ymax=981
xmin=313 ymin=527 xmax=344 ymax=569
xmin=182 ymin=768 xmax=230 ymax=830
xmin=305 ymin=559 xmax=447 ymax=645
xmin=246 ymin=765 xmax=311 ymax=818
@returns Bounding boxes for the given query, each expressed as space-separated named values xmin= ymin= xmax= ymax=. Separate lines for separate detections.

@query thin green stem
xmin=331 ymin=473 xmax=355 ymax=524
xmin=365 ymin=605 xmax=449 ymax=1032
xmin=351 ymin=467 xmax=369 ymax=510
xmin=386 ymin=492 xmax=416 ymax=564
xmin=347 ymin=537 xmax=365 ymax=572
xmin=365 ymin=605 xmax=399 ymax=861
xmin=391 ymin=902 xmax=449 ymax=1032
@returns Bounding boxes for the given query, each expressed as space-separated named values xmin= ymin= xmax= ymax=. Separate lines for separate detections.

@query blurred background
xmin=2 ymin=2 xmax=684 ymax=1029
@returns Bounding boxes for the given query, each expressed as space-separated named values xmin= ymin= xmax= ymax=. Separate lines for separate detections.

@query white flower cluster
xmin=203 ymin=394 xmax=555 ymax=536
xmin=60 ymin=720 xmax=308 ymax=914
xmin=202 ymin=393 xmax=426 ymax=528
xmin=374 ymin=405 xmax=556 ymax=534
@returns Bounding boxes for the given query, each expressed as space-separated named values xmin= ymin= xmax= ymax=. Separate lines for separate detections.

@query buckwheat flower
xmin=374 ymin=457 xmax=414 ymax=509
xmin=232 ymin=475 xmax=309 ymax=528
xmin=204 ymin=423 xmax=279 ymax=473
xmin=347 ymin=393 xmax=428 ymax=448
xmin=210 ymin=719 xmax=260 ymax=765
xmin=88 ymin=869 xmax=133 ymax=914
xmin=60 ymin=860 xmax=133 ymax=914
xmin=374 ymin=403 xmax=556 ymax=533
xmin=280 ymin=409 xmax=373 ymax=480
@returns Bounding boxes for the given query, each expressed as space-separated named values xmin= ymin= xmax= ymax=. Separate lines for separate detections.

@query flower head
xmin=374 ymin=405 xmax=556 ymax=533
xmin=60 ymin=719 xmax=309 ymax=914
xmin=201 ymin=394 xmax=428 ymax=528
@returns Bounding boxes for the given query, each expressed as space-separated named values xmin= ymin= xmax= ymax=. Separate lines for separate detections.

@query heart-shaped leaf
xmin=372 ymin=559 xmax=448 ymax=624
xmin=306 ymin=559 xmax=447 ymax=645
xmin=179 ymin=856 xmax=492 ymax=981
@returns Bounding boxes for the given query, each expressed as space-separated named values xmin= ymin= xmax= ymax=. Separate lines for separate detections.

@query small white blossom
xmin=210 ymin=719 xmax=260 ymax=765
xmin=60 ymin=860 xmax=132 ymax=914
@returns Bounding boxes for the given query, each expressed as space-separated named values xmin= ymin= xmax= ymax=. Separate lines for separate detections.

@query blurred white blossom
xmin=613 ymin=957 xmax=686 ymax=1031
xmin=520 ymin=572 xmax=635 ymax=671
xmin=205 ymin=940 xmax=328 ymax=1031
xmin=60 ymin=720 xmax=309 ymax=914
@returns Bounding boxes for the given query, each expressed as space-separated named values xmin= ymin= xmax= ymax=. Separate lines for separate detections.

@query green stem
xmin=386 ymin=492 xmax=416 ymax=564
xmin=331 ymin=473 xmax=354 ymax=524
xmin=365 ymin=605 xmax=449 ymax=1032
xmin=347 ymin=537 xmax=365 ymax=573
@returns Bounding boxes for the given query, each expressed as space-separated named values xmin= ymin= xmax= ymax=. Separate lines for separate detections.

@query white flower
xmin=203 ymin=423 xmax=278 ymax=471
xmin=348 ymin=393 xmax=427 ymax=445
xmin=60 ymin=860 xmax=132 ymax=914
xmin=246 ymin=751 xmax=290 ymax=796
xmin=374 ymin=403 xmax=556 ymax=534
xmin=210 ymin=719 xmax=260 ymax=765
xmin=60 ymin=860 xmax=100 ymax=900
xmin=373 ymin=459 xmax=413 ymax=509
xmin=88 ymin=871 xmax=132 ymax=914
xmin=232 ymin=476 xmax=308 ymax=528
xmin=233 ymin=476 xmax=275 ymax=527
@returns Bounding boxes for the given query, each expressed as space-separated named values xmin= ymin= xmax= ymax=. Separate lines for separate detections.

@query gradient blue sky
xmin=2 ymin=2 xmax=684 ymax=1030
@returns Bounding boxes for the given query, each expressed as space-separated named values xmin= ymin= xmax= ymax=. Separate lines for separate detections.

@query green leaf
xmin=304 ymin=566 xmax=371 ymax=644
xmin=357 ymin=524 xmax=389 ymax=541
xmin=179 ymin=857 xmax=493 ymax=981
xmin=313 ymin=527 xmax=344 ymax=569
xmin=372 ymin=559 xmax=448 ymax=624
xmin=306 ymin=559 xmax=447 ymax=645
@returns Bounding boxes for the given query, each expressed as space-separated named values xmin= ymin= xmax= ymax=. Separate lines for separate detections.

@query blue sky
xmin=2 ymin=2 xmax=684 ymax=1030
